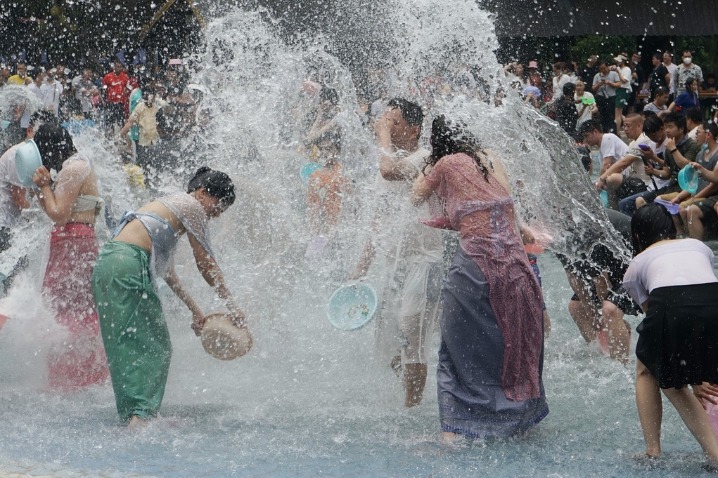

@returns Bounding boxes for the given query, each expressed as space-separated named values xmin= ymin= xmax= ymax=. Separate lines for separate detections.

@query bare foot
xmin=128 ymin=415 xmax=146 ymax=429
xmin=441 ymin=431 xmax=458 ymax=443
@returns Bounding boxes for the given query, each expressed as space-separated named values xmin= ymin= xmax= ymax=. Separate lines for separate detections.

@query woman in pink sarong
xmin=412 ymin=115 xmax=548 ymax=440
xmin=32 ymin=123 xmax=108 ymax=390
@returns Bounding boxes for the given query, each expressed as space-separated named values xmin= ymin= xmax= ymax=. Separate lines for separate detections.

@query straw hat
xmin=200 ymin=313 xmax=253 ymax=360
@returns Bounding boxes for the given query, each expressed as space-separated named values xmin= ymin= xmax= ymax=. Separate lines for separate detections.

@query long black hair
xmin=187 ymin=166 xmax=236 ymax=207
xmin=630 ymin=203 xmax=676 ymax=255
xmin=425 ymin=115 xmax=489 ymax=180
xmin=34 ymin=122 xmax=77 ymax=172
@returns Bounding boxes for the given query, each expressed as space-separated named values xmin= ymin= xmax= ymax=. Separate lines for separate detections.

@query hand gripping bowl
xmin=14 ymin=139 xmax=42 ymax=188
xmin=201 ymin=313 xmax=253 ymax=360
xmin=326 ymin=282 xmax=378 ymax=331
xmin=678 ymin=164 xmax=700 ymax=195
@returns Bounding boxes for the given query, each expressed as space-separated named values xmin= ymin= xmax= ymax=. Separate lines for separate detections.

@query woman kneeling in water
xmin=92 ymin=167 xmax=246 ymax=426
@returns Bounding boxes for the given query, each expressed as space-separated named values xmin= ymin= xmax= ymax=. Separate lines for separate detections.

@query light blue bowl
xmin=326 ymin=282 xmax=377 ymax=331
xmin=14 ymin=139 xmax=42 ymax=188
xmin=599 ymin=190 xmax=608 ymax=208
xmin=300 ymin=162 xmax=322 ymax=184
xmin=678 ymin=164 xmax=699 ymax=194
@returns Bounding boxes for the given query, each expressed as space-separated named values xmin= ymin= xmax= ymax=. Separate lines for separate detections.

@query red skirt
xmin=43 ymin=223 xmax=108 ymax=390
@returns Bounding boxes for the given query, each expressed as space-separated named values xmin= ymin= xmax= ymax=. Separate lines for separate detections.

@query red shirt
xmin=102 ymin=71 xmax=129 ymax=104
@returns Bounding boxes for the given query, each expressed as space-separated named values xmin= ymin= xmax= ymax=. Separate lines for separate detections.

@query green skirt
xmin=92 ymin=241 xmax=171 ymax=422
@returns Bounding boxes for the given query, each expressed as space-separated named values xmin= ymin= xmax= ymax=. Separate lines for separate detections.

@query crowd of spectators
xmin=504 ymin=51 xmax=718 ymax=241
xmin=0 ymin=57 xmax=203 ymax=187
xmin=505 ymin=50 xmax=716 ymax=138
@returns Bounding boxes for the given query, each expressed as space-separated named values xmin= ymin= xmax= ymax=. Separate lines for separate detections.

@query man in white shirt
xmin=40 ymin=68 xmax=63 ymax=117
xmin=350 ymin=98 xmax=444 ymax=408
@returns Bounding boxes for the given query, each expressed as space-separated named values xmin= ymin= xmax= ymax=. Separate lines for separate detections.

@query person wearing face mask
xmin=674 ymin=50 xmax=703 ymax=97
xmin=118 ymin=82 xmax=167 ymax=188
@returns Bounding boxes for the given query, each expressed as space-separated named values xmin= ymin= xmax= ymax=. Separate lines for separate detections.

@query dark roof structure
xmin=481 ymin=0 xmax=718 ymax=37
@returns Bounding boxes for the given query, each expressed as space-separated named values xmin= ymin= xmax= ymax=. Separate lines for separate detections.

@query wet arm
xmin=599 ymin=156 xmax=616 ymax=176
xmin=163 ymin=265 xmax=204 ymax=335
xmin=32 ymin=165 xmax=84 ymax=226
xmin=412 ymin=168 xmax=435 ymax=205
xmin=189 ymin=234 xmax=246 ymax=326
xmin=598 ymin=155 xmax=640 ymax=182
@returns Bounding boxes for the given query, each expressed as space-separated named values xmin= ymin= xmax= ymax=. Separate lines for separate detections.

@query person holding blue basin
xmin=30 ymin=122 xmax=109 ymax=390
xmin=91 ymin=167 xmax=247 ymax=427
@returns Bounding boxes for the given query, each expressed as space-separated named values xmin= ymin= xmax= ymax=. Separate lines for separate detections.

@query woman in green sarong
xmin=92 ymin=166 xmax=245 ymax=426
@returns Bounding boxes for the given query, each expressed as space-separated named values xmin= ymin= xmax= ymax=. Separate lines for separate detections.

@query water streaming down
xmin=0 ymin=1 xmax=713 ymax=477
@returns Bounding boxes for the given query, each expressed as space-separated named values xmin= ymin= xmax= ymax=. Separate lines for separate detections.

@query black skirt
xmin=636 ymin=283 xmax=718 ymax=389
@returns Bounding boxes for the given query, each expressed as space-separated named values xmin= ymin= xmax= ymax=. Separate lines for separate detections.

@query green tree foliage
xmin=571 ymin=35 xmax=637 ymax=63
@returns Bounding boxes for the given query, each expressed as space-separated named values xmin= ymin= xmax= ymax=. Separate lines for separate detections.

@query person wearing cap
xmin=613 ymin=54 xmax=632 ymax=132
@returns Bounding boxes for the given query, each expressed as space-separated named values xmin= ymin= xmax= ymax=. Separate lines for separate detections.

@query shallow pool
xmin=1 ymin=253 xmax=715 ymax=478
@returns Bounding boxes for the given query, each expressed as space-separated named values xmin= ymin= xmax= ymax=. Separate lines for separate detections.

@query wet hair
xmin=663 ymin=112 xmax=687 ymax=134
xmin=387 ymin=98 xmax=423 ymax=129
xmin=29 ymin=110 xmax=56 ymax=129
xmin=34 ymin=123 xmax=77 ymax=172
xmin=684 ymin=77 xmax=696 ymax=90
xmin=187 ymin=167 xmax=236 ymax=207
xmin=426 ymin=115 xmax=489 ymax=180
xmin=643 ymin=115 xmax=664 ymax=135
xmin=630 ymin=203 xmax=676 ymax=255
xmin=318 ymin=87 xmax=339 ymax=106
xmin=562 ymin=82 xmax=576 ymax=96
